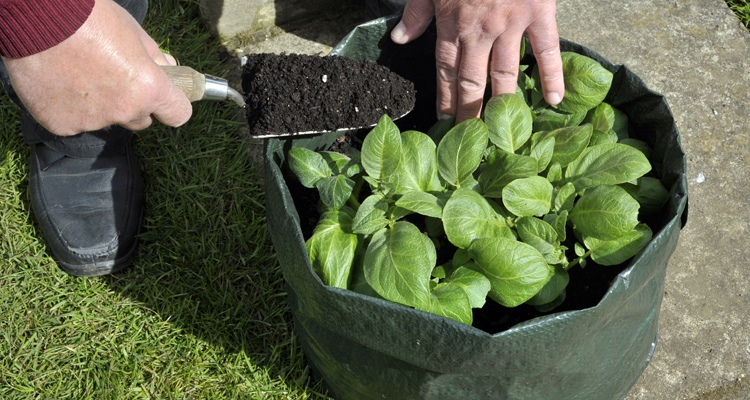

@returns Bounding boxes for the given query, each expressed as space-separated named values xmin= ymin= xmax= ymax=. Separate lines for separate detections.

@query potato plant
xmin=286 ymin=52 xmax=669 ymax=325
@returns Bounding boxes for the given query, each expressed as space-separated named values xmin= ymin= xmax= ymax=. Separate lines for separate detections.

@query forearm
xmin=0 ymin=0 xmax=95 ymax=58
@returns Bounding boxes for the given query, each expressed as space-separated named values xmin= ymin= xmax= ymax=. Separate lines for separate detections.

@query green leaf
xmin=288 ymin=147 xmax=332 ymax=188
xmin=516 ymin=216 xmax=564 ymax=264
xmin=530 ymin=136 xmax=555 ymax=172
xmin=392 ymin=130 xmax=443 ymax=193
xmin=569 ymin=185 xmax=640 ymax=240
xmin=349 ymin=245 xmax=381 ymax=298
xmin=584 ymin=223 xmax=653 ymax=266
xmin=565 ymin=143 xmax=652 ymax=192
xmin=553 ymin=182 xmax=577 ymax=213
xmin=533 ymin=107 xmax=586 ymax=131
xmin=525 ymin=267 xmax=569 ymax=306
xmin=543 ymin=210 xmax=568 ymax=242
xmin=388 ymin=205 xmax=412 ymax=221
xmin=443 ymin=188 xmax=515 ymax=249
xmin=395 ymin=191 xmax=444 ymax=218
xmin=461 ymin=174 xmax=481 ymax=192
xmin=306 ymin=211 xmax=358 ymax=289
xmin=532 ymin=124 xmax=593 ymax=167
xmin=427 ymin=116 xmax=455 ymax=145
xmin=619 ymin=138 xmax=652 ymax=159
xmin=574 ymin=242 xmax=586 ymax=257
xmin=364 ymin=222 xmax=435 ymax=309
xmin=589 ymin=129 xmax=618 ymax=146
xmin=620 ymin=177 xmax=670 ymax=215
xmin=484 ymin=93 xmax=533 ymax=153
xmin=351 ymin=194 xmax=389 ymax=235
xmin=452 ymin=248 xmax=471 ymax=269
xmin=516 ymin=216 xmax=558 ymax=243
xmin=517 ymin=67 xmax=535 ymax=105
xmin=534 ymin=289 xmax=566 ymax=312
xmin=313 ymin=209 xmax=355 ymax=234
xmin=502 ymin=176 xmax=553 ymax=217
xmin=556 ymin=52 xmax=614 ymax=114
xmin=425 ymin=216 xmax=445 ymax=237
xmin=546 ymin=162 xmax=562 ymax=183
xmin=612 ymin=107 xmax=629 ymax=140
xmin=444 ymin=267 xmax=491 ymax=308
xmin=582 ymin=102 xmax=616 ymax=133
xmin=478 ymin=150 xmax=538 ymax=198
xmin=361 ymin=114 xmax=402 ymax=180
xmin=316 ymin=174 xmax=355 ymax=211
xmin=437 ymin=118 xmax=489 ymax=187
xmin=319 ymin=151 xmax=355 ymax=177
xmin=425 ymin=282 xmax=473 ymax=325
xmin=530 ymin=65 xmax=546 ymax=108
xmin=468 ymin=237 xmax=553 ymax=307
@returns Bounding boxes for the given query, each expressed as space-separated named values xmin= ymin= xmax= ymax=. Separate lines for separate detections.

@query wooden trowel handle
xmin=160 ymin=65 xmax=206 ymax=102
xmin=160 ymin=65 xmax=245 ymax=107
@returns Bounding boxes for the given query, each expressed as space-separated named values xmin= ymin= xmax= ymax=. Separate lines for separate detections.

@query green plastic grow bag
xmin=263 ymin=16 xmax=688 ymax=400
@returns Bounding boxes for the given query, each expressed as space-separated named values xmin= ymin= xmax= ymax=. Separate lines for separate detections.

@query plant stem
xmin=565 ymin=249 xmax=592 ymax=270
xmin=347 ymin=178 xmax=364 ymax=209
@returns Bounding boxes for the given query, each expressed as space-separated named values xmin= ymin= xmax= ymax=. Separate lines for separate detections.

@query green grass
xmin=727 ymin=0 xmax=750 ymax=28
xmin=0 ymin=0 xmax=327 ymax=398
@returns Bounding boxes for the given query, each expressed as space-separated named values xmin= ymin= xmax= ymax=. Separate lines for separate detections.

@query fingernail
xmin=546 ymin=92 xmax=562 ymax=105
xmin=438 ymin=114 xmax=453 ymax=120
xmin=163 ymin=53 xmax=177 ymax=66
xmin=391 ymin=21 xmax=407 ymax=44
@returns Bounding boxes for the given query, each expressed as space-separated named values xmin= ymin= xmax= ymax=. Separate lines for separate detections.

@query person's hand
xmin=1 ymin=0 xmax=192 ymax=136
xmin=391 ymin=0 xmax=564 ymax=123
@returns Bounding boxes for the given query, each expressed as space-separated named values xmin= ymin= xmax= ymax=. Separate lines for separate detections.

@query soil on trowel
xmin=241 ymin=53 xmax=415 ymax=135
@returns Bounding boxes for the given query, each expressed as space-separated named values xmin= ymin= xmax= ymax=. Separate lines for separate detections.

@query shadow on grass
xmin=98 ymin=101 xmax=329 ymax=397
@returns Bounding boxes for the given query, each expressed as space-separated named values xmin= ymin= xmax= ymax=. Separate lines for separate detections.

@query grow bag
xmin=263 ymin=15 xmax=688 ymax=400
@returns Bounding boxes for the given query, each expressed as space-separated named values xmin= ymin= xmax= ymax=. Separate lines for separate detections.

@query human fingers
xmin=114 ymin=61 xmax=192 ymax=131
xmin=488 ymin=29 xmax=524 ymax=98
xmin=391 ymin=0 xmax=435 ymax=44
xmin=162 ymin=53 xmax=177 ymax=66
xmin=434 ymin=36 xmax=459 ymax=120
xmin=449 ymin=37 xmax=493 ymax=122
xmin=148 ymin=67 xmax=193 ymax=128
xmin=138 ymin=29 xmax=176 ymax=66
xmin=526 ymin=3 xmax=564 ymax=105
xmin=134 ymin=29 xmax=191 ymax=126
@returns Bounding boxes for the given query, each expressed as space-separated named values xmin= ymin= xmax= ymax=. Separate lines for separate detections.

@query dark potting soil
xmin=241 ymin=53 xmax=415 ymax=135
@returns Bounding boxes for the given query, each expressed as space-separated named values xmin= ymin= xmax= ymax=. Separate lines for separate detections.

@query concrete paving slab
xmin=199 ymin=0 xmax=354 ymax=53
xmin=554 ymin=1 xmax=750 ymax=398
xmin=205 ymin=0 xmax=750 ymax=398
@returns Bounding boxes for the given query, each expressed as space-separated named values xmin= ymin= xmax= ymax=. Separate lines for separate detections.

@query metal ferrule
xmin=203 ymin=74 xmax=228 ymax=101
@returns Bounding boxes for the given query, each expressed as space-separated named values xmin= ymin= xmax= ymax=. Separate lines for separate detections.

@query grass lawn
xmin=0 ymin=0 xmax=327 ymax=398
xmin=727 ymin=0 xmax=750 ymax=28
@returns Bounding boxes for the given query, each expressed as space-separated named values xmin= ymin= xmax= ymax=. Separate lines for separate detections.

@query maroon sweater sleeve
xmin=0 ymin=0 xmax=95 ymax=58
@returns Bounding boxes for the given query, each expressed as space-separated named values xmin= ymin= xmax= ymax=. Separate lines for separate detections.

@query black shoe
xmin=23 ymin=114 xmax=144 ymax=277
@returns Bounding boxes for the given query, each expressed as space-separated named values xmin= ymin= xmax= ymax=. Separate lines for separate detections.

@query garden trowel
xmin=162 ymin=64 xmax=414 ymax=138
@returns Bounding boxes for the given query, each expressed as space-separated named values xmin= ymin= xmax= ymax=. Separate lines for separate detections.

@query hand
xmin=391 ymin=0 xmax=564 ymax=123
xmin=1 ymin=0 xmax=192 ymax=136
